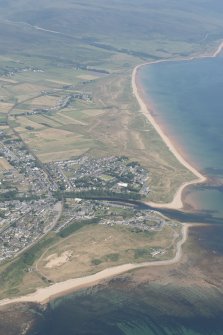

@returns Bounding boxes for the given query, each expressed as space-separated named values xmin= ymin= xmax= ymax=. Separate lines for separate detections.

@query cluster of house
xmin=99 ymin=211 xmax=166 ymax=232
xmin=0 ymin=133 xmax=57 ymax=195
xmin=21 ymin=91 xmax=92 ymax=117
xmin=4 ymin=66 xmax=44 ymax=77
xmin=0 ymin=130 xmax=153 ymax=263
xmin=55 ymin=198 xmax=165 ymax=234
xmin=46 ymin=155 xmax=150 ymax=196
xmin=0 ymin=198 xmax=60 ymax=263
xmin=54 ymin=198 xmax=168 ymax=258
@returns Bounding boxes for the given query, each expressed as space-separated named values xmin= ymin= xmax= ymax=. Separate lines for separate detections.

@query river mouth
xmin=78 ymin=196 xmax=223 ymax=225
xmin=3 ymin=45 xmax=223 ymax=335
xmin=138 ymin=56 xmax=223 ymax=225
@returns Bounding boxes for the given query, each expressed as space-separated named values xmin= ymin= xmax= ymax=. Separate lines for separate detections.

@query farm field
xmin=0 ymin=0 xmax=223 ymax=310
xmin=1 ymin=63 xmax=194 ymax=201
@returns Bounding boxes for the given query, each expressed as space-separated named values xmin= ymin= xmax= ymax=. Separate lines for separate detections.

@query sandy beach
xmin=0 ymin=223 xmax=194 ymax=307
xmin=132 ymin=63 xmax=207 ymax=209
xmin=212 ymin=41 xmax=223 ymax=57
xmin=132 ymin=39 xmax=223 ymax=209
xmin=0 ymin=41 xmax=222 ymax=309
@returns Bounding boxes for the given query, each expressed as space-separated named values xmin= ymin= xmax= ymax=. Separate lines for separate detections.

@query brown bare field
xmin=9 ymin=83 xmax=44 ymax=94
xmin=30 ymin=95 xmax=59 ymax=108
xmin=15 ymin=116 xmax=44 ymax=130
xmin=10 ymin=70 xmax=194 ymax=202
xmin=0 ymin=102 xmax=14 ymax=113
xmin=46 ymin=79 xmax=73 ymax=85
xmin=45 ymin=251 xmax=73 ymax=268
xmin=38 ymin=149 xmax=90 ymax=162
xmin=0 ymin=77 xmax=18 ymax=84
xmin=82 ymin=109 xmax=106 ymax=117
xmin=77 ymin=74 xmax=99 ymax=80
xmin=27 ymin=114 xmax=63 ymax=128
xmin=18 ymin=126 xmax=92 ymax=161
xmin=23 ymin=127 xmax=80 ymax=142
xmin=0 ymin=157 xmax=12 ymax=170
xmin=56 ymin=112 xmax=88 ymax=125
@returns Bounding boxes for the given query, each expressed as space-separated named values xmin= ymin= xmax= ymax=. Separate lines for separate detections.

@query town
xmin=0 ymin=199 xmax=61 ymax=262
xmin=0 ymin=127 xmax=155 ymax=264
xmin=55 ymin=198 xmax=167 ymax=234
xmin=47 ymin=155 xmax=150 ymax=197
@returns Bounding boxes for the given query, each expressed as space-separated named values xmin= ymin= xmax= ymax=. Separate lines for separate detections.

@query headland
xmin=0 ymin=223 xmax=198 ymax=307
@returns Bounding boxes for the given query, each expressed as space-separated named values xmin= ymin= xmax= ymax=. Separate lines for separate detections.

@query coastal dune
xmin=132 ymin=39 xmax=223 ymax=209
xmin=132 ymin=63 xmax=207 ymax=209
xmin=0 ymin=223 xmax=191 ymax=307
xmin=0 ymin=41 xmax=222 ymax=308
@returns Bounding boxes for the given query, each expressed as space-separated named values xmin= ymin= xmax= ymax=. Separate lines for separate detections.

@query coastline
xmin=0 ymin=223 xmax=196 ymax=307
xmin=132 ymin=40 xmax=223 ymax=210
xmin=132 ymin=64 xmax=206 ymax=209
xmin=0 ymin=41 xmax=222 ymax=309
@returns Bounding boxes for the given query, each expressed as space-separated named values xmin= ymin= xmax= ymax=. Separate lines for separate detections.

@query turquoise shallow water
xmin=28 ymin=57 xmax=223 ymax=334
xmin=139 ymin=57 xmax=223 ymax=219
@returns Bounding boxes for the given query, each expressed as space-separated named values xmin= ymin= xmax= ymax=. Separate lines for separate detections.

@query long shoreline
xmin=0 ymin=41 xmax=222 ymax=309
xmin=132 ymin=40 xmax=223 ymax=209
xmin=132 ymin=64 xmax=206 ymax=209
xmin=0 ymin=222 xmax=196 ymax=307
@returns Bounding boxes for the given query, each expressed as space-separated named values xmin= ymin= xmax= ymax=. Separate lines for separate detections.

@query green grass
xmin=0 ymin=233 xmax=59 ymax=297
xmin=91 ymin=253 xmax=120 ymax=265
xmin=0 ymin=217 xmax=103 ymax=298
xmin=91 ymin=259 xmax=103 ymax=266
xmin=104 ymin=253 xmax=120 ymax=262
xmin=0 ymin=0 xmax=215 ymax=204
xmin=134 ymin=248 xmax=151 ymax=259
xmin=58 ymin=218 xmax=100 ymax=238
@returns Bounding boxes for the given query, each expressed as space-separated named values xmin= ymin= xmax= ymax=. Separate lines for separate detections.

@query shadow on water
xmin=26 ymin=189 xmax=223 ymax=335
xmin=191 ymin=224 xmax=223 ymax=255
xmin=29 ymin=282 xmax=223 ymax=335
xmin=28 ymin=209 xmax=223 ymax=335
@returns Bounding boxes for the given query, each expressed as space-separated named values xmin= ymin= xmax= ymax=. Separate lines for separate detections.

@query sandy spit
xmin=0 ymin=41 xmax=222 ymax=308
xmin=0 ymin=223 xmax=195 ymax=307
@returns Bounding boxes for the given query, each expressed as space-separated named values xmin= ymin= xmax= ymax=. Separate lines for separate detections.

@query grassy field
xmin=0 ymin=0 xmax=223 ymax=300
xmin=1 ymin=1 xmax=222 ymax=202
xmin=36 ymin=224 xmax=178 ymax=281
xmin=4 ymin=65 xmax=195 ymax=201
xmin=0 ymin=233 xmax=60 ymax=298
xmin=0 ymin=219 xmax=181 ymax=299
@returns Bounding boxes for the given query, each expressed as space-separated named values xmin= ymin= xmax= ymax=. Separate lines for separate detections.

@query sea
xmin=28 ymin=56 xmax=223 ymax=334
xmin=139 ymin=56 xmax=223 ymax=219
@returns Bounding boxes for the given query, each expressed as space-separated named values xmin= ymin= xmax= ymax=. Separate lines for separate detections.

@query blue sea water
xmin=28 ymin=57 xmax=223 ymax=334
xmin=29 ymin=235 xmax=223 ymax=335
xmin=139 ymin=57 xmax=223 ymax=219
